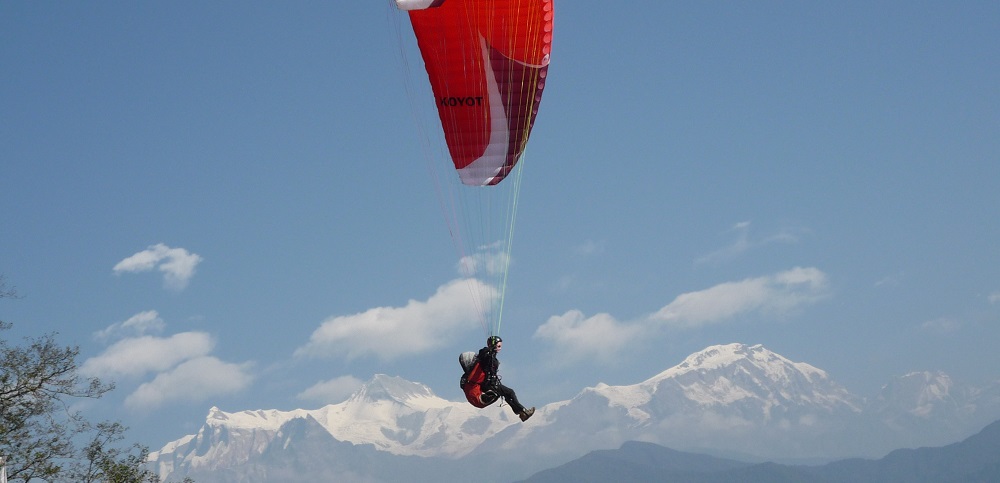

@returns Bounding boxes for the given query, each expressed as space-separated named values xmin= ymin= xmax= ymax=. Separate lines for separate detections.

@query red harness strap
xmin=463 ymin=361 xmax=491 ymax=408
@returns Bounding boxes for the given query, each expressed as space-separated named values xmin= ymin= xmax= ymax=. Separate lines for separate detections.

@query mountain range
xmin=148 ymin=343 xmax=1000 ymax=482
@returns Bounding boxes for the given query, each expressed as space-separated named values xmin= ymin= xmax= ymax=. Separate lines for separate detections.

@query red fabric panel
xmin=408 ymin=0 xmax=553 ymax=185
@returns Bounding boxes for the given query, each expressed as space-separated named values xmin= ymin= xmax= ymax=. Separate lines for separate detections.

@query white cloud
xmin=875 ymin=272 xmax=905 ymax=287
xmin=124 ymin=356 xmax=254 ymax=411
xmin=920 ymin=317 xmax=961 ymax=334
xmin=93 ymin=310 xmax=164 ymax=341
xmin=652 ymin=267 xmax=830 ymax=328
xmin=297 ymin=375 xmax=364 ymax=404
xmin=573 ymin=239 xmax=605 ymax=256
xmin=534 ymin=310 xmax=644 ymax=365
xmin=294 ymin=278 xmax=493 ymax=361
xmin=113 ymin=243 xmax=202 ymax=290
xmin=80 ymin=332 xmax=214 ymax=378
xmin=83 ymin=313 xmax=253 ymax=412
xmin=989 ymin=292 xmax=1000 ymax=304
xmin=696 ymin=221 xmax=802 ymax=265
xmin=457 ymin=242 xmax=509 ymax=278
xmin=532 ymin=267 xmax=831 ymax=366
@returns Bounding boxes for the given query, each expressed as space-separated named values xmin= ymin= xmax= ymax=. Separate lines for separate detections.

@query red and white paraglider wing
xmin=403 ymin=0 xmax=553 ymax=186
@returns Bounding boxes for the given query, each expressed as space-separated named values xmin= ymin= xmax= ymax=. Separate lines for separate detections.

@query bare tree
xmin=70 ymin=421 xmax=162 ymax=483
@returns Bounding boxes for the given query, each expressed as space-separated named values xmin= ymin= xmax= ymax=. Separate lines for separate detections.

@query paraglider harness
xmin=459 ymin=349 xmax=501 ymax=408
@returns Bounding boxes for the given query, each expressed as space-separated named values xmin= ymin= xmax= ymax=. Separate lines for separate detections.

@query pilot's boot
xmin=519 ymin=407 xmax=535 ymax=422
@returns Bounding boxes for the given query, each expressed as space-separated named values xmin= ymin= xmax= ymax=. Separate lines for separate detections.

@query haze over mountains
xmin=520 ymin=420 xmax=1000 ymax=483
xmin=148 ymin=343 xmax=1000 ymax=482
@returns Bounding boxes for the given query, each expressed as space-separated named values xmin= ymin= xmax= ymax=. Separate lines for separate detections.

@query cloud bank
xmin=920 ymin=317 xmax=961 ymax=334
xmin=297 ymin=375 xmax=365 ymax=404
xmin=81 ymin=332 xmax=214 ymax=378
xmin=696 ymin=221 xmax=803 ymax=265
xmin=83 ymin=312 xmax=253 ymax=411
xmin=652 ymin=267 xmax=830 ymax=328
xmin=457 ymin=242 xmax=509 ymax=278
xmin=125 ymin=357 xmax=253 ymax=411
xmin=534 ymin=310 xmax=644 ymax=365
xmin=113 ymin=243 xmax=202 ymax=290
xmin=535 ymin=267 xmax=830 ymax=364
xmin=93 ymin=310 xmax=165 ymax=341
xmin=295 ymin=278 xmax=493 ymax=361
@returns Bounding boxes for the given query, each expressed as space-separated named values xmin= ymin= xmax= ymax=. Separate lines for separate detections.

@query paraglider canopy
xmin=393 ymin=0 xmax=554 ymax=338
xmin=399 ymin=0 xmax=553 ymax=186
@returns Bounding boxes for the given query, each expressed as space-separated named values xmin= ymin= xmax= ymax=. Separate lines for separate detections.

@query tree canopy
xmin=1 ymin=276 xmax=171 ymax=482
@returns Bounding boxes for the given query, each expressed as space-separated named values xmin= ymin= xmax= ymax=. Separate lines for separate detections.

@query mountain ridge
xmin=149 ymin=343 xmax=1000 ymax=482
xmin=519 ymin=419 xmax=1000 ymax=483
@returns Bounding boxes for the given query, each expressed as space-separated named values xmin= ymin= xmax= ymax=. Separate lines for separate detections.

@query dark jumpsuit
xmin=476 ymin=346 xmax=527 ymax=414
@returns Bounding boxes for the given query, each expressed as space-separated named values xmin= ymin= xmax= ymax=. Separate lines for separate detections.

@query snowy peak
xmin=493 ymin=343 xmax=870 ymax=467
xmin=661 ymin=343 xmax=827 ymax=382
xmin=675 ymin=342 xmax=763 ymax=371
xmin=567 ymin=343 xmax=860 ymax=423
xmin=205 ymin=405 xmax=310 ymax=431
xmin=349 ymin=374 xmax=436 ymax=404
xmin=633 ymin=343 xmax=859 ymax=413
xmin=865 ymin=371 xmax=1000 ymax=447
xmin=874 ymin=371 xmax=968 ymax=418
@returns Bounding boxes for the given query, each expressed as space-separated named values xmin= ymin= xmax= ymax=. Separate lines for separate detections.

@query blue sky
xmin=3 ymin=1 xmax=999 ymax=449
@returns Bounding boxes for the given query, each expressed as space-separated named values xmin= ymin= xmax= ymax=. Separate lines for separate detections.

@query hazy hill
xmin=519 ymin=419 xmax=1000 ymax=483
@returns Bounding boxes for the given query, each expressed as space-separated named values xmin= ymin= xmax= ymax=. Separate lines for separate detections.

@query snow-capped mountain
xmin=477 ymin=343 xmax=866 ymax=465
xmin=872 ymin=371 xmax=967 ymax=418
xmin=150 ymin=375 xmax=515 ymax=471
xmin=866 ymin=371 xmax=1000 ymax=448
xmin=149 ymin=344 xmax=1000 ymax=483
